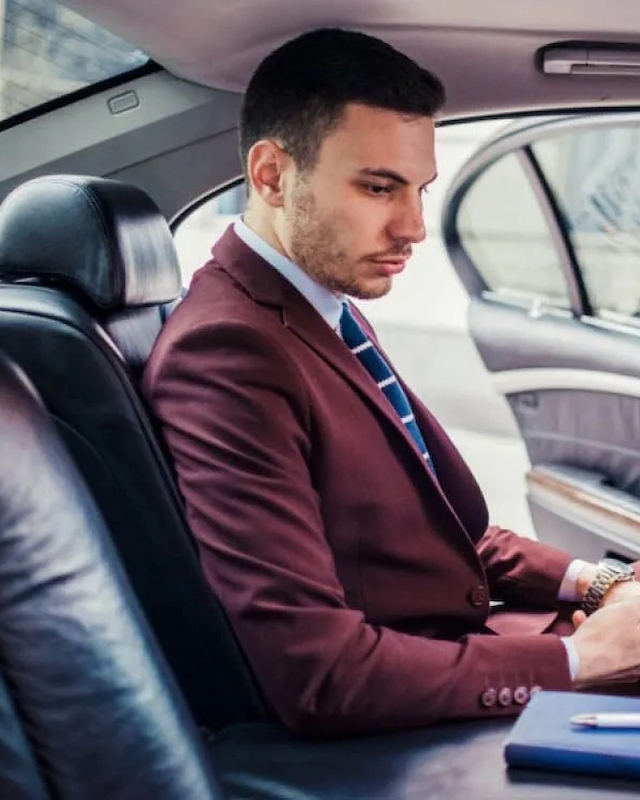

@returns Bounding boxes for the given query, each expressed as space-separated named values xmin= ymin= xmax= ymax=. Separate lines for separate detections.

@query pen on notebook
xmin=571 ymin=713 xmax=640 ymax=729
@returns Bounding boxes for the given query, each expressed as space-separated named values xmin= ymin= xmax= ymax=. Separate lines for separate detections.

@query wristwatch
xmin=581 ymin=557 xmax=635 ymax=616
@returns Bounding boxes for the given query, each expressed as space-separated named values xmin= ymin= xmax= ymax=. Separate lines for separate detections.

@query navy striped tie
xmin=340 ymin=303 xmax=435 ymax=473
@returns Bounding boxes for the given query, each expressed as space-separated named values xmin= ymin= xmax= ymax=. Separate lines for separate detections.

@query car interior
xmin=0 ymin=171 xmax=558 ymax=800
xmin=2 ymin=1 xmax=640 ymax=797
xmin=0 ymin=174 xmax=268 ymax=733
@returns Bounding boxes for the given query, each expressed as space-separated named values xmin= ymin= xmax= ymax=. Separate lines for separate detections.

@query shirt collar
xmin=234 ymin=219 xmax=343 ymax=332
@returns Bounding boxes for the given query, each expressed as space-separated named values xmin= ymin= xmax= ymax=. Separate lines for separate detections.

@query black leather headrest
xmin=0 ymin=175 xmax=182 ymax=310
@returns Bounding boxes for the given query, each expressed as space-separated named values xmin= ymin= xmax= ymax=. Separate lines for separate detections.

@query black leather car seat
xmin=0 ymin=351 xmax=223 ymax=799
xmin=0 ymin=668 xmax=49 ymax=800
xmin=0 ymin=175 xmax=268 ymax=731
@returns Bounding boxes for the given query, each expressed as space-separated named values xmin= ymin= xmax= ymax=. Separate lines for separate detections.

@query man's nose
xmin=388 ymin=194 xmax=426 ymax=244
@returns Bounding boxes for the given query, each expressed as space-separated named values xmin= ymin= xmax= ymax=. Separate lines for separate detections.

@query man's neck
xmin=241 ymin=211 xmax=287 ymax=259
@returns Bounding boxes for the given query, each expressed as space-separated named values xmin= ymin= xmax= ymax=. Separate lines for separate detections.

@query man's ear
xmin=246 ymin=140 xmax=290 ymax=208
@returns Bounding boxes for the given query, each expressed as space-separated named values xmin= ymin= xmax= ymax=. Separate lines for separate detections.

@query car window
xmin=533 ymin=125 xmax=640 ymax=322
xmin=1 ymin=0 xmax=147 ymax=124
xmin=456 ymin=151 xmax=571 ymax=310
xmin=173 ymin=183 xmax=246 ymax=285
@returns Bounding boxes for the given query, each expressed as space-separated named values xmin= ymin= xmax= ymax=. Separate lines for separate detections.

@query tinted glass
xmin=457 ymin=151 xmax=570 ymax=308
xmin=0 ymin=0 xmax=147 ymax=123
xmin=534 ymin=125 xmax=640 ymax=321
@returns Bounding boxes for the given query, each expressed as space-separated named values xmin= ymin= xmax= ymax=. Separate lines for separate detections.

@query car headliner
xmin=62 ymin=0 xmax=640 ymax=119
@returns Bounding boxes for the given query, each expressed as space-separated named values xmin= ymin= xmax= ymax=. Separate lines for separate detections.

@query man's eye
xmin=363 ymin=183 xmax=392 ymax=196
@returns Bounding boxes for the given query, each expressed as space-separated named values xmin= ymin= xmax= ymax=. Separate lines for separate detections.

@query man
xmin=143 ymin=28 xmax=640 ymax=737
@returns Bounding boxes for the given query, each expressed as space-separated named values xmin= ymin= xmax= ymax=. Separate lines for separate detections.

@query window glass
xmin=0 ymin=0 xmax=147 ymax=123
xmin=457 ymin=151 xmax=570 ymax=308
xmin=534 ymin=126 xmax=640 ymax=321
xmin=173 ymin=183 xmax=245 ymax=285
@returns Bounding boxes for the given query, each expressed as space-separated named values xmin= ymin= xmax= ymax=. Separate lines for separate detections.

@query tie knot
xmin=340 ymin=301 xmax=353 ymax=323
xmin=339 ymin=303 xmax=367 ymax=348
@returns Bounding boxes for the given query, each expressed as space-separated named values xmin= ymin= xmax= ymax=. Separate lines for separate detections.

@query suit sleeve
xmin=478 ymin=525 xmax=574 ymax=607
xmin=145 ymin=319 xmax=572 ymax=736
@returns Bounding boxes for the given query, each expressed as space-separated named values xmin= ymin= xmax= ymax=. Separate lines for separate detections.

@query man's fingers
xmin=572 ymin=609 xmax=587 ymax=629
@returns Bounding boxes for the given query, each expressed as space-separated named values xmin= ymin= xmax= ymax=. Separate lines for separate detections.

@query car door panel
xmin=527 ymin=463 xmax=640 ymax=562
xmin=469 ymin=294 xmax=640 ymax=558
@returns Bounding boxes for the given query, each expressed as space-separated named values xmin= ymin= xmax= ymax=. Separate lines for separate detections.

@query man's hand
xmin=602 ymin=577 xmax=640 ymax=605
xmin=570 ymin=599 xmax=640 ymax=687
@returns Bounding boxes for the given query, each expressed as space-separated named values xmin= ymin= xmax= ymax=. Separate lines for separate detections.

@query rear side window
xmin=173 ymin=183 xmax=245 ymax=285
xmin=534 ymin=126 xmax=640 ymax=322
xmin=456 ymin=151 xmax=570 ymax=309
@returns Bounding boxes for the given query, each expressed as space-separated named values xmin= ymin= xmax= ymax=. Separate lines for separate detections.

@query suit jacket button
xmin=468 ymin=585 xmax=487 ymax=607
xmin=529 ymin=685 xmax=542 ymax=698
xmin=498 ymin=687 xmax=512 ymax=707
xmin=480 ymin=687 xmax=497 ymax=708
xmin=513 ymin=686 xmax=529 ymax=705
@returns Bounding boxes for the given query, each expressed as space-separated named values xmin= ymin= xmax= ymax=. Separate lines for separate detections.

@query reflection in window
xmin=534 ymin=126 xmax=640 ymax=321
xmin=457 ymin=152 xmax=569 ymax=309
xmin=0 ymin=0 xmax=147 ymax=122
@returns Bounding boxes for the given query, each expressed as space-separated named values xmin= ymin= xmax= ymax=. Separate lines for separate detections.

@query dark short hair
xmin=240 ymin=28 xmax=446 ymax=173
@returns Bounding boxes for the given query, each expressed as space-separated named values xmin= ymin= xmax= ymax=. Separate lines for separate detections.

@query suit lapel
xmin=285 ymin=301 xmax=488 ymax=551
xmin=214 ymin=228 xmax=413 ymax=455
xmin=284 ymin=295 xmax=427 ymax=450
xmin=212 ymin=227 xmax=482 ymax=540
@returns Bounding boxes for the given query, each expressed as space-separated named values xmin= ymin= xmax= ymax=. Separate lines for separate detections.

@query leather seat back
xmin=0 ymin=351 xmax=223 ymax=799
xmin=0 ymin=670 xmax=48 ymax=800
xmin=0 ymin=175 xmax=268 ymax=730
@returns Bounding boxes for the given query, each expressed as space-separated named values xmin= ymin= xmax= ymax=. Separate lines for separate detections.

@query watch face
xmin=601 ymin=558 xmax=634 ymax=576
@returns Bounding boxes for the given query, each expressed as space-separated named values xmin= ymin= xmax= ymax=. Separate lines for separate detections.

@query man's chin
xmin=349 ymin=277 xmax=393 ymax=301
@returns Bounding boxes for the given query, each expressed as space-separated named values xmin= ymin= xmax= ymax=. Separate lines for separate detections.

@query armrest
xmin=527 ymin=463 xmax=640 ymax=558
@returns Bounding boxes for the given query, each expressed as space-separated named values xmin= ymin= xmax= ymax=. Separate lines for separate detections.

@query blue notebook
xmin=504 ymin=690 xmax=640 ymax=779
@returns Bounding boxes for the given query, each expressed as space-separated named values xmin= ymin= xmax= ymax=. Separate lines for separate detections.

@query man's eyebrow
xmin=358 ymin=168 xmax=438 ymax=187
xmin=359 ymin=168 xmax=409 ymax=185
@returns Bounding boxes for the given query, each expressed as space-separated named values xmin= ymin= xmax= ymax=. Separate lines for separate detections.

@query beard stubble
xmin=286 ymin=178 xmax=390 ymax=300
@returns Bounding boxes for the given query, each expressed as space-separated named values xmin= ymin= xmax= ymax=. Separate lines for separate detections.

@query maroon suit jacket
xmin=143 ymin=226 xmax=573 ymax=736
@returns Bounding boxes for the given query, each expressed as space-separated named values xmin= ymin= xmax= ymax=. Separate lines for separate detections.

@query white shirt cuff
xmin=561 ymin=636 xmax=579 ymax=681
xmin=557 ymin=558 xmax=589 ymax=602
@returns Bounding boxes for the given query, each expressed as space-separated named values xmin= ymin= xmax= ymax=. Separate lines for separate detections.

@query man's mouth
xmin=368 ymin=256 xmax=410 ymax=275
